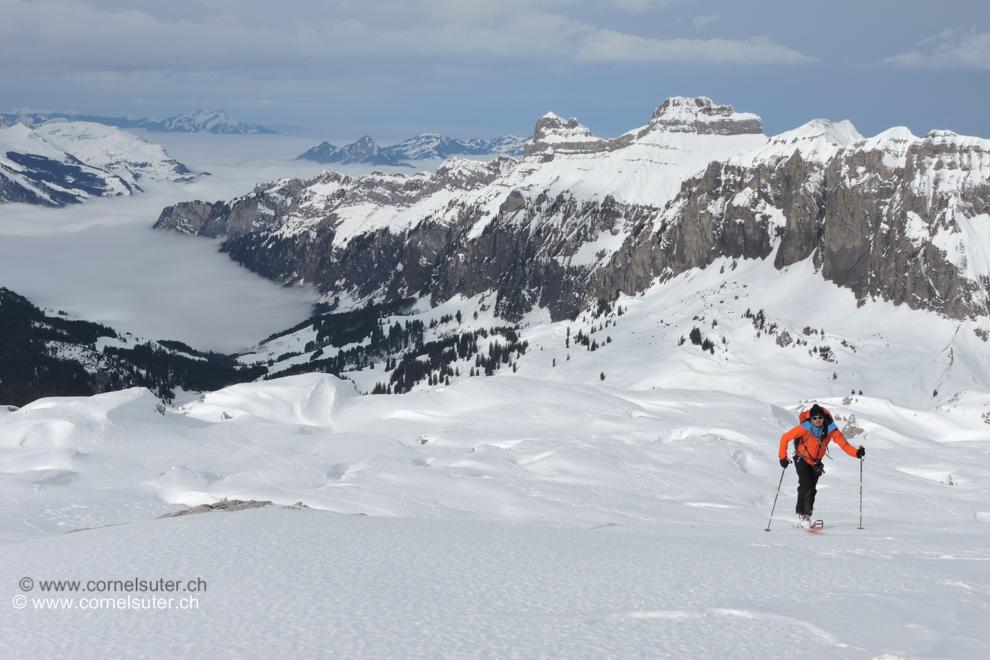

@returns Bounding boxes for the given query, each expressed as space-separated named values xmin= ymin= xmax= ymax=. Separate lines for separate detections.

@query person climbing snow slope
xmin=778 ymin=404 xmax=865 ymax=529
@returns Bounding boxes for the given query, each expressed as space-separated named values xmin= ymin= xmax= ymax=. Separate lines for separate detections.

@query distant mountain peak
xmin=296 ymin=132 xmax=528 ymax=165
xmin=157 ymin=110 xmax=275 ymax=134
xmin=642 ymin=96 xmax=763 ymax=136
xmin=0 ymin=109 xmax=276 ymax=135
xmin=296 ymin=135 xmax=411 ymax=167
xmin=771 ymin=119 xmax=864 ymax=147
xmin=532 ymin=114 xmax=596 ymax=142
xmin=525 ymin=114 xmax=604 ymax=158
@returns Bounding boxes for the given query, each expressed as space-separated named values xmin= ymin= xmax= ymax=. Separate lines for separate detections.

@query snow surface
xmin=32 ymin=122 xmax=190 ymax=185
xmin=0 ymin=123 xmax=132 ymax=203
xmin=2 ymin=253 xmax=990 ymax=657
xmin=0 ymin=121 xmax=194 ymax=201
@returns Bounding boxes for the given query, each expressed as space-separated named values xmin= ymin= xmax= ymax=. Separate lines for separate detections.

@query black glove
xmin=856 ymin=446 xmax=865 ymax=458
xmin=779 ymin=458 xmax=790 ymax=468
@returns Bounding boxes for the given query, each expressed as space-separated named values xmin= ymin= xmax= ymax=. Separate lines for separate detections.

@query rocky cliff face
xmin=155 ymin=98 xmax=990 ymax=322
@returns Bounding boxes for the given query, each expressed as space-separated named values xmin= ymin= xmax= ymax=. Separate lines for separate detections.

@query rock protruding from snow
xmin=158 ymin=499 xmax=273 ymax=518
xmin=525 ymin=113 xmax=606 ymax=157
xmin=639 ymin=97 xmax=763 ymax=137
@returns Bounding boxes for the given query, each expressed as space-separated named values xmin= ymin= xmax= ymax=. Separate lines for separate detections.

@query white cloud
xmin=693 ymin=14 xmax=721 ymax=29
xmin=882 ymin=29 xmax=990 ymax=70
xmin=578 ymin=31 xmax=815 ymax=65
xmin=607 ymin=0 xmax=681 ymax=12
xmin=0 ymin=0 xmax=814 ymax=86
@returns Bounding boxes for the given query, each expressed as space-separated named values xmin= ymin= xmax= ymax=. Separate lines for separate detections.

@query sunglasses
xmin=810 ymin=415 xmax=824 ymax=420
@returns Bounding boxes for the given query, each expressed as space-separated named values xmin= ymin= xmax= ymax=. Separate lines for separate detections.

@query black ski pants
xmin=794 ymin=459 xmax=821 ymax=515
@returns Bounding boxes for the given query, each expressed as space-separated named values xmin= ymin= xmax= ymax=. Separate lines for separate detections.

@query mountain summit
xmin=295 ymin=136 xmax=412 ymax=167
xmin=641 ymin=96 xmax=762 ymax=136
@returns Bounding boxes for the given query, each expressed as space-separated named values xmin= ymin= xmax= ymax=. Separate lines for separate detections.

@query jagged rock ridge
xmin=156 ymin=97 xmax=990 ymax=322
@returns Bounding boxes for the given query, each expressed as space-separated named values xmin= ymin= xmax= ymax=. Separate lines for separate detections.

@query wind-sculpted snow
xmin=181 ymin=375 xmax=357 ymax=427
xmin=3 ymin=370 xmax=989 ymax=535
xmin=1 ymin=368 xmax=989 ymax=658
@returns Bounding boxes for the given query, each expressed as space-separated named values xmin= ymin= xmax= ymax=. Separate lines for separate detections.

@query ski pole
xmin=858 ymin=456 xmax=864 ymax=530
xmin=765 ymin=465 xmax=787 ymax=531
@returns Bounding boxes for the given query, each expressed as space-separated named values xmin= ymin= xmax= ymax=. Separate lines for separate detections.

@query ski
xmin=792 ymin=518 xmax=824 ymax=531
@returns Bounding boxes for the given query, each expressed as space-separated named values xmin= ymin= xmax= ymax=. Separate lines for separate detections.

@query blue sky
xmin=2 ymin=0 xmax=989 ymax=141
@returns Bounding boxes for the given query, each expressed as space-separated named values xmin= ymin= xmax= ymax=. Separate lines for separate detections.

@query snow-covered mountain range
xmin=0 ymin=121 xmax=194 ymax=206
xmin=158 ymin=96 xmax=990 ymax=323
xmin=1 ymin=109 xmax=275 ymax=134
xmin=4 ymin=97 xmax=990 ymax=659
xmin=295 ymin=132 xmax=528 ymax=166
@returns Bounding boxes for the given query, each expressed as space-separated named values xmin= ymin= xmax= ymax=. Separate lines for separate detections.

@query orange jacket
xmin=779 ymin=407 xmax=858 ymax=464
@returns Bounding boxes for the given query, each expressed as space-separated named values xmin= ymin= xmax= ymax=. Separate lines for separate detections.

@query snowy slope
xmin=2 ymin=255 xmax=988 ymax=533
xmin=1 ymin=346 xmax=988 ymax=658
xmin=33 ymin=122 xmax=192 ymax=185
xmin=0 ymin=123 xmax=131 ymax=206
xmin=2 ymin=258 xmax=990 ymax=657
xmin=0 ymin=121 xmax=195 ymax=206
